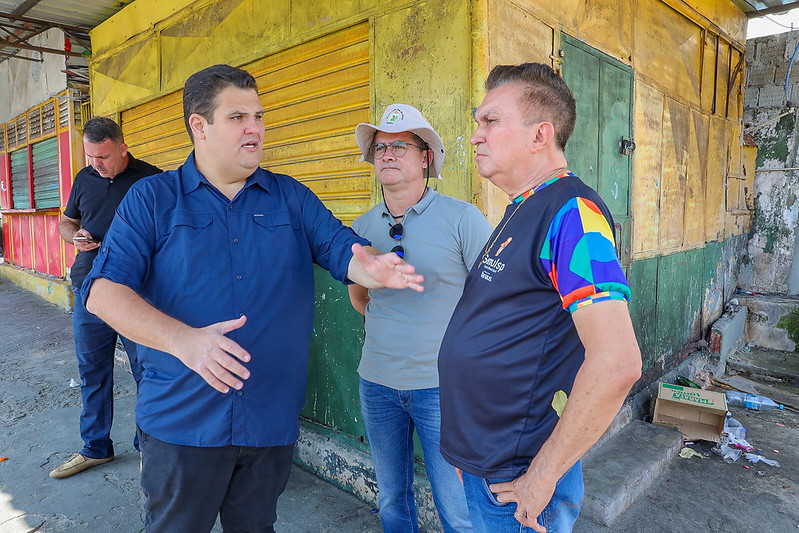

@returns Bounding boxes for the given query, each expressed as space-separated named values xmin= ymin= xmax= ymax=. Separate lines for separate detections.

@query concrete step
xmin=581 ymin=420 xmax=683 ymax=527
xmin=727 ymin=346 xmax=799 ymax=386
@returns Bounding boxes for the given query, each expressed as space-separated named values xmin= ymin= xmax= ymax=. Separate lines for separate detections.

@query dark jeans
xmin=72 ymin=288 xmax=141 ymax=458
xmin=139 ymin=430 xmax=295 ymax=533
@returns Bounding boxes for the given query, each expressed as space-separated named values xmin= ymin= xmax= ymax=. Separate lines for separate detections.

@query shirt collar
xmin=381 ymin=187 xmax=438 ymax=220
xmin=512 ymin=170 xmax=575 ymax=204
xmin=180 ymin=151 xmax=271 ymax=195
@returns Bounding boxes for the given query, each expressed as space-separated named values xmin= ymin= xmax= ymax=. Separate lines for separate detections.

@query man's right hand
xmin=72 ymin=229 xmax=101 ymax=252
xmin=172 ymin=315 xmax=252 ymax=394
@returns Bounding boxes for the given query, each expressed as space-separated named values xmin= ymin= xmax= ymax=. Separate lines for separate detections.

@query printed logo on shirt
xmin=480 ymin=255 xmax=506 ymax=283
xmin=480 ymin=234 xmax=512 ymax=282
xmin=496 ymin=237 xmax=512 ymax=256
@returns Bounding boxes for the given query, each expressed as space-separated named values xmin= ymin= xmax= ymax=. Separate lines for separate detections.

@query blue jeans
xmin=359 ymin=377 xmax=472 ymax=532
xmin=461 ymin=462 xmax=583 ymax=533
xmin=73 ymin=288 xmax=141 ymax=459
xmin=139 ymin=429 xmax=294 ymax=533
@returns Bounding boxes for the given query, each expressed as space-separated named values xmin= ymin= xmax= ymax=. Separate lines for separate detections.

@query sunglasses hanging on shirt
xmin=389 ymin=222 xmax=405 ymax=258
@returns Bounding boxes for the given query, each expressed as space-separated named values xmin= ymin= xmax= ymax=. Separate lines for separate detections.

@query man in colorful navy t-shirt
xmin=438 ymin=63 xmax=642 ymax=533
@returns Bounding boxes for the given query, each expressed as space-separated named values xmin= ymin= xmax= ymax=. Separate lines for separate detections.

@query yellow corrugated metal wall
xmin=120 ymin=23 xmax=370 ymax=223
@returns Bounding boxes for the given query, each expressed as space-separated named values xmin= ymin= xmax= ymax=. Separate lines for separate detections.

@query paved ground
xmin=0 ymin=277 xmax=382 ymax=533
xmin=575 ymin=368 xmax=799 ymax=532
xmin=2 ymin=275 xmax=799 ymax=533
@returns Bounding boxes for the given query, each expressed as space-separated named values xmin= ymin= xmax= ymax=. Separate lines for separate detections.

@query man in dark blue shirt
xmin=82 ymin=64 xmax=423 ymax=532
xmin=438 ymin=63 xmax=641 ymax=533
xmin=51 ymin=117 xmax=161 ymax=480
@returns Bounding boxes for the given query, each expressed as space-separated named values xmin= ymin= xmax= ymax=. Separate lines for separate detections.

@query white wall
xmin=0 ymin=28 xmax=68 ymax=124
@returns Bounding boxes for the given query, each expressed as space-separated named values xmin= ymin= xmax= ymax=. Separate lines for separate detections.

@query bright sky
xmin=748 ymin=8 xmax=799 ymax=39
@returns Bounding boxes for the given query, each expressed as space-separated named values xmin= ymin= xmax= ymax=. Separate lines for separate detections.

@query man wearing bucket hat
xmin=348 ymin=104 xmax=491 ymax=532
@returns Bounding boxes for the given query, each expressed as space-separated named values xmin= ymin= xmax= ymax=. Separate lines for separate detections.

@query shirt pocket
xmin=154 ymin=212 xmax=214 ymax=266
xmin=251 ymin=210 xmax=307 ymax=268
xmin=156 ymin=212 xmax=214 ymax=237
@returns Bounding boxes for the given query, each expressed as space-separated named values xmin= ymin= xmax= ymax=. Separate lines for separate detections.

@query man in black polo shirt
xmin=438 ymin=63 xmax=642 ymax=532
xmin=51 ymin=116 xmax=162 ymax=479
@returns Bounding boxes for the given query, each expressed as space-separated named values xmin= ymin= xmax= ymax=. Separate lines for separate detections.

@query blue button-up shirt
xmin=83 ymin=153 xmax=369 ymax=447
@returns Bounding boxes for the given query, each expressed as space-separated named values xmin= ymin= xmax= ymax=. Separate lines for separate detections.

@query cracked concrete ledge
xmin=0 ymin=263 xmax=73 ymax=312
xmin=294 ymin=421 xmax=441 ymax=532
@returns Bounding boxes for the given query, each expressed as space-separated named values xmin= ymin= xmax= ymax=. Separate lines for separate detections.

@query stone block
xmin=739 ymin=294 xmax=797 ymax=351
xmin=709 ymin=305 xmax=748 ymax=367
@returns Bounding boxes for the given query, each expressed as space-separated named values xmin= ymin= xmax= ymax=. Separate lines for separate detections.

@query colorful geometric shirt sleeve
xmin=539 ymin=197 xmax=631 ymax=313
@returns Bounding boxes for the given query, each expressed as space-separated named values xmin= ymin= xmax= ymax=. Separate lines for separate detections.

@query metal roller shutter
xmin=10 ymin=148 xmax=30 ymax=209
xmin=122 ymin=23 xmax=370 ymax=223
xmin=32 ymin=137 xmax=60 ymax=209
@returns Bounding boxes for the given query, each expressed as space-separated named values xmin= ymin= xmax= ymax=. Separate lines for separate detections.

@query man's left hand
xmin=350 ymin=243 xmax=424 ymax=292
xmin=490 ymin=469 xmax=555 ymax=533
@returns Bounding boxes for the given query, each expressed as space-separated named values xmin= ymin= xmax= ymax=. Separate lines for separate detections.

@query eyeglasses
xmin=389 ymin=222 xmax=405 ymax=258
xmin=372 ymin=141 xmax=425 ymax=159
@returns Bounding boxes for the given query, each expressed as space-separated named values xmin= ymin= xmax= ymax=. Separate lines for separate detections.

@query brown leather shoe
xmin=49 ymin=453 xmax=113 ymax=479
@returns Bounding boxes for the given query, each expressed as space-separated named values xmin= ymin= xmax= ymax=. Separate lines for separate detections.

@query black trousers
xmin=139 ymin=429 xmax=295 ymax=533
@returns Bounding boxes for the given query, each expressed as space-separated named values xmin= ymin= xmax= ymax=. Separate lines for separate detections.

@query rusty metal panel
xmin=632 ymin=82 xmax=663 ymax=256
xmin=675 ymin=0 xmax=747 ymax=44
xmin=705 ymin=116 xmax=727 ymax=242
xmin=90 ymin=33 xmax=161 ymax=117
xmin=727 ymin=47 xmax=744 ymax=122
xmin=701 ymin=32 xmax=717 ymax=113
xmin=634 ymin=0 xmax=703 ymax=106
xmin=487 ymin=0 xmax=553 ymax=66
xmin=684 ymin=109 xmax=708 ymax=247
xmin=507 ymin=0 xmax=633 ymax=64
xmin=716 ymin=39 xmax=731 ymax=117
xmin=159 ymin=0 xmax=290 ymax=93
xmin=659 ymin=97 xmax=691 ymax=250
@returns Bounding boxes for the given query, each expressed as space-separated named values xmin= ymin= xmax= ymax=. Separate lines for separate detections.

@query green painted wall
xmin=628 ymin=234 xmax=747 ymax=387
xmin=303 ymin=266 xmax=366 ymax=440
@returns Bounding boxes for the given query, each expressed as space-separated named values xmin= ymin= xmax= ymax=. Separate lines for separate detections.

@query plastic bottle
xmin=726 ymin=391 xmax=784 ymax=411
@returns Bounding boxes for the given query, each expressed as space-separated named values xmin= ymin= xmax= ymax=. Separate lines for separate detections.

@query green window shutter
xmin=10 ymin=148 xmax=30 ymax=209
xmin=32 ymin=137 xmax=60 ymax=209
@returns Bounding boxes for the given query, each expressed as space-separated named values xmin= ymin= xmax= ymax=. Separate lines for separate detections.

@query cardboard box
xmin=652 ymin=383 xmax=728 ymax=442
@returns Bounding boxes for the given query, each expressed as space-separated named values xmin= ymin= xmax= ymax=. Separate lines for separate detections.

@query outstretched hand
xmin=173 ymin=315 xmax=252 ymax=393
xmin=351 ymin=243 xmax=424 ymax=292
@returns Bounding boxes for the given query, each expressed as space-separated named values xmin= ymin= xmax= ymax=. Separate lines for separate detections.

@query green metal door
xmin=561 ymin=34 xmax=633 ymax=270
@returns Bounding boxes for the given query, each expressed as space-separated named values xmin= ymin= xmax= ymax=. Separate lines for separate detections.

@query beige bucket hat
xmin=355 ymin=103 xmax=445 ymax=179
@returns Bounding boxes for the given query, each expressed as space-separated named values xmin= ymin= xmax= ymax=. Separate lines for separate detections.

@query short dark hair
xmin=182 ymin=64 xmax=259 ymax=143
xmin=83 ymin=116 xmax=124 ymax=145
xmin=485 ymin=63 xmax=576 ymax=151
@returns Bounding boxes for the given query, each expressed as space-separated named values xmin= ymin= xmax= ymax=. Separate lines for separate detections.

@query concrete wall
xmin=742 ymin=31 xmax=799 ymax=295
xmin=0 ymin=28 xmax=68 ymax=124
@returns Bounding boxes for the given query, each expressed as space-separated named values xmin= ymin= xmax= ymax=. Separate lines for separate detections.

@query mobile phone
xmin=72 ymin=236 xmax=96 ymax=243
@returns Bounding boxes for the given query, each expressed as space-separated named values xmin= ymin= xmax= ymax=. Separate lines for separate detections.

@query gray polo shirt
xmin=352 ymin=188 xmax=492 ymax=390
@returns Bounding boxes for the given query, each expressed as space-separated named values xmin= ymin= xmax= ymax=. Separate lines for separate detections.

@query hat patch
xmin=385 ymin=109 xmax=404 ymax=124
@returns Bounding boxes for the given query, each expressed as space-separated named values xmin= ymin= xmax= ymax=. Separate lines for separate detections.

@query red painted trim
xmin=20 ymin=216 xmax=33 ymax=269
xmin=33 ymin=215 xmax=46 ymax=273
xmin=0 ymin=153 xmax=10 ymax=210
xmin=2 ymin=214 xmax=11 ymax=260
xmin=46 ymin=214 xmax=63 ymax=277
